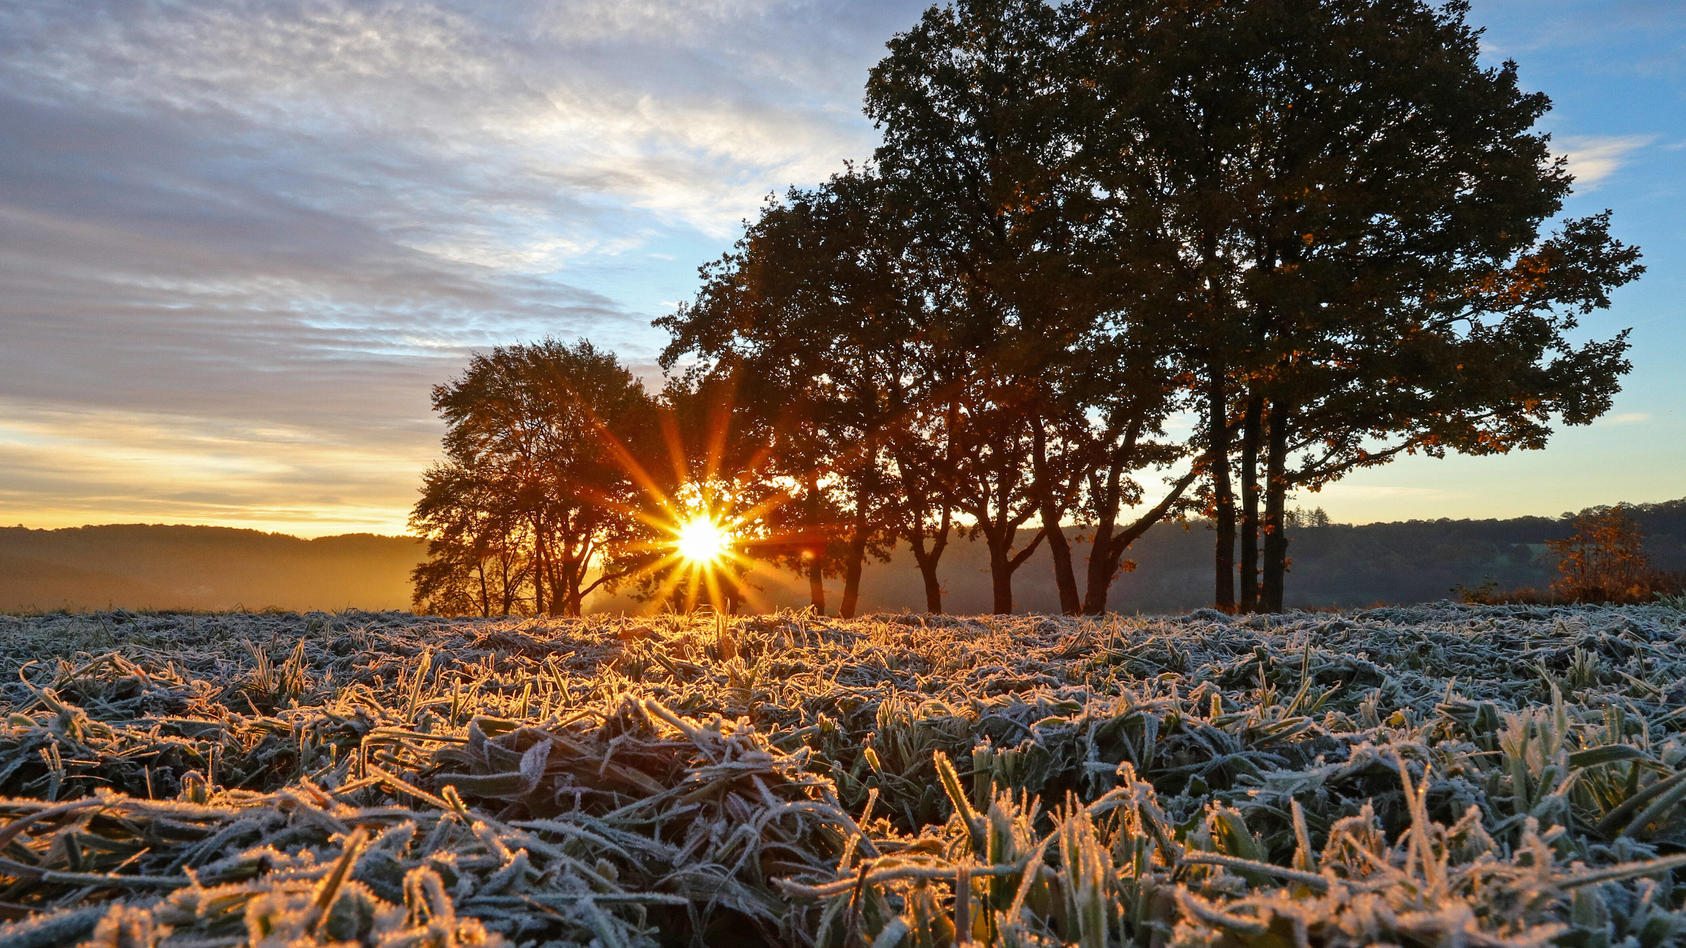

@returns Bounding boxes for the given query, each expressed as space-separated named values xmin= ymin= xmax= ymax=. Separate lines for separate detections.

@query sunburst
xmin=563 ymin=370 xmax=828 ymax=615
xmin=674 ymin=514 xmax=732 ymax=564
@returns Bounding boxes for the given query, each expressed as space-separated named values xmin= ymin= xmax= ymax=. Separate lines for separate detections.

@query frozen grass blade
xmin=0 ymin=604 xmax=1679 ymax=946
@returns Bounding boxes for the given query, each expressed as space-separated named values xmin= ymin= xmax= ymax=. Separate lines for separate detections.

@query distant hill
xmin=4 ymin=500 xmax=1683 ymax=614
xmin=776 ymin=498 xmax=1686 ymax=615
xmin=0 ymin=525 xmax=422 ymax=613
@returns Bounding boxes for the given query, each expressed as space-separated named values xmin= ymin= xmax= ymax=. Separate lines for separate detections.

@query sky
xmin=0 ymin=0 xmax=1681 ymax=538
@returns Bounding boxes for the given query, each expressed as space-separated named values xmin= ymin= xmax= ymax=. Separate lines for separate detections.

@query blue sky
xmin=1323 ymin=0 xmax=1685 ymax=522
xmin=0 ymin=0 xmax=1679 ymax=536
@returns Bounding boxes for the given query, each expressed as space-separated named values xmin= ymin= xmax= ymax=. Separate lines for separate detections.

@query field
xmin=1 ymin=605 xmax=1683 ymax=947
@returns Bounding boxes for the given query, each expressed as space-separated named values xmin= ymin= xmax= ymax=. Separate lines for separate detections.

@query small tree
xmin=409 ymin=461 xmax=529 ymax=616
xmin=413 ymin=339 xmax=658 ymax=617
xmin=1549 ymin=505 xmax=1655 ymax=603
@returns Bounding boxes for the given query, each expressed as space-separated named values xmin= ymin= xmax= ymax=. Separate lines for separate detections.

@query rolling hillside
xmin=5 ymin=499 xmax=1681 ymax=614
xmin=0 ymin=525 xmax=422 ymax=613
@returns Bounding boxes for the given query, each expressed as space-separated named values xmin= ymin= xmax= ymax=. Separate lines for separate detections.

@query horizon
xmin=3 ymin=0 xmax=1682 ymax=537
xmin=13 ymin=492 xmax=1686 ymax=543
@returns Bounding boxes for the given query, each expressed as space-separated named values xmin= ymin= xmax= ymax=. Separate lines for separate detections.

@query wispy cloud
xmin=0 ymin=399 xmax=432 ymax=533
xmin=1556 ymin=135 xmax=1655 ymax=188
xmin=0 ymin=0 xmax=922 ymax=534
xmin=1600 ymin=412 xmax=1652 ymax=426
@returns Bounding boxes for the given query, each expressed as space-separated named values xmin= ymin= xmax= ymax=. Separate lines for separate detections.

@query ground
xmin=0 ymin=604 xmax=1683 ymax=947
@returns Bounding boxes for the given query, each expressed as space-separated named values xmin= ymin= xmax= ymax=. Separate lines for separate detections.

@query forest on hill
xmin=5 ymin=499 xmax=1681 ymax=615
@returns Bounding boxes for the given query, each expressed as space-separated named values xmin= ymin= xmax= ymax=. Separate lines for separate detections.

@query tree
xmin=867 ymin=0 xmax=1198 ymax=614
xmin=1285 ymin=506 xmax=1331 ymax=529
xmin=885 ymin=356 xmax=964 ymax=613
xmin=409 ymin=461 xmax=528 ymax=616
xmin=1073 ymin=0 xmax=1642 ymax=611
xmin=1550 ymin=505 xmax=1655 ymax=603
xmin=412 ymin=339 xmax=658 ymax=617
xmin=658 ymin=171 xmax=912 ymax=617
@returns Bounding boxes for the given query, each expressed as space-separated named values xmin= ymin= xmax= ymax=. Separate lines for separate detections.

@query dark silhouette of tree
xmin=410 ymin=461 xmax=528 ymax=616
xmin=866 ymin=0 xmax=1060 ymax=615
xmin=658 ymin=171 xmax=913 ymax=618
xmin=1285 ymin=506 xmax=1332 ymax=530
xmin=406 ymin=0 xmax=1644 ymax=619
xmin=886 ymin=350 xmax=965 ymax=613
xmin=412 ymin=339 xmax=657 ymax=617
xmin=1073 ymin=0 xmax=1642 ymax=611
xmin=867 ymin=0 xmax=1205 ymax=614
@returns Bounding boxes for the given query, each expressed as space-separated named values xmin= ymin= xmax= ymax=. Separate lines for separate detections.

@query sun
xmin=674 ymin=515 xmax=732 ymax=564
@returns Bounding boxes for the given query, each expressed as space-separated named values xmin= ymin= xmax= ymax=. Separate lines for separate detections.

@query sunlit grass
xmin=1 ymin=604 xmax=1684 ymax=944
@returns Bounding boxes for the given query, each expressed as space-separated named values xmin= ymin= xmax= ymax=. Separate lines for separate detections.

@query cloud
xmin=0 ymin=0 xmax=893 ymax=238
xmin=0 ymin=0 xmax=928 ymax=533
xmin=0 ymin=399 xmax=432 ymax=534
xmin=1556 ymin=135 xmax=1655 ymax=188
xmin=1600 ymin=412 xmax=1652 ymax=426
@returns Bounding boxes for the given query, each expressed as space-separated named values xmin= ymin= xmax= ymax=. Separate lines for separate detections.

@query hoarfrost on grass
xmin=0 ymin=602 xmax=1681 ymax=946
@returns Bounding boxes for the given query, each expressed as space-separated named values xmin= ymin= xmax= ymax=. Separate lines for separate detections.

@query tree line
xmin=411 ymin=0 xmax=1641 ymax=618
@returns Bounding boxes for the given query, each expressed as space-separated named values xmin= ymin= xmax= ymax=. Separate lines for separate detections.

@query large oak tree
xmin=868 ymin=0 xmax=1206 ymax=614
xmin=1073 ymin=0 xmax=1642 ymax=610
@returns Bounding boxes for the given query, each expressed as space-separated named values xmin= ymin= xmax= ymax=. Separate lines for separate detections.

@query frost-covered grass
xmin=0 ymin=603 xmax=1683 ymax=947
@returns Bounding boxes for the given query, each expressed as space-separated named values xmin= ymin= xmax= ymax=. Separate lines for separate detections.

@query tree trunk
xmin=1081 ymin=459 xmax=1123 ymax=615
xmin=1082 ymin=466 xmax=1199 ymax=615
xmin=987 ymin=535 xmax=1014 ymax=615
xmin=1041 ymin=516 xmax=1080 ymax=613
xmin=475 ymin=560 xmax=490 ymax=618
xmin=803 ymin=473 xmax=826 ymax=613
xmin=839 ymin=549 xmax=865 ymax=618
xmin=1032 ymin=423 xmax=1082 ymax=614
xmin=561 ymin=556 xmax=584 ymax=618
xmin=806 ymin=556 xmax=826 ymax=614
xmin=496 ymin=553 xmax=512 ymax=616
xmin=531 ymin=529 xmax=548 ymax=616
xmin=839 ymin=510 xmax=869 ymax=619
xmin=1239 ymin=392 xmax=1263 ymax=612
xmin=907 ymin=531 xmax=947 ymax=613
xmin=1262 ymin=401 xmax=1291 ymax=612
xmin=918 ymin=560 xmax=943 ymax=613
xmin=1082 ymin=523 xmax=1115 ymax=614
xmin=1206 ymin=369 xmax=1235 ymax=611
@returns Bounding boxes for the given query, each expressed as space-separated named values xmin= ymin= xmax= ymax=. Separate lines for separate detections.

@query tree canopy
xmin=411 ymin=340 xmax=658 ymax=617
xmin=1066 ymin=0 xmax=1641 ymax=611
